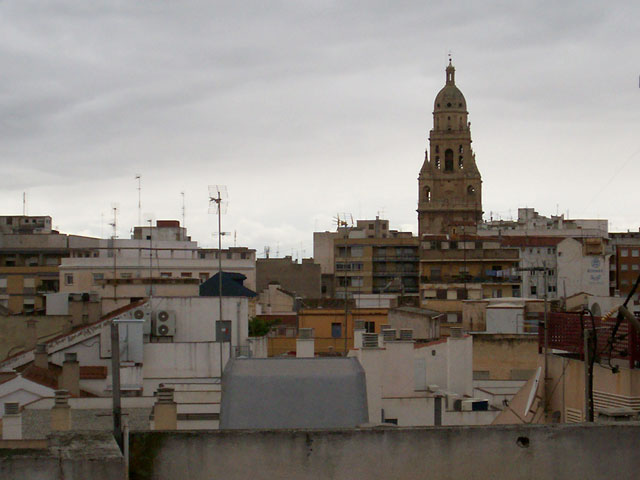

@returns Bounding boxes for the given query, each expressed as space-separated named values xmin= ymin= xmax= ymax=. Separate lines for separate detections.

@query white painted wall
xmin=558 ymin=238 xmax=609 ymax=298
xmin=149 ymin=297 xmax=249 ymax=347
xmin=485 ymin=306 xmax=525 ymax=334
xmin=0 ymin=376 xmax=56 ymax=417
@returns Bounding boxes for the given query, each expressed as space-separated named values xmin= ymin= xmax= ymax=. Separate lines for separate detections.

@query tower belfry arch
xmin=417 ymin=60 xmax=483 ymax=236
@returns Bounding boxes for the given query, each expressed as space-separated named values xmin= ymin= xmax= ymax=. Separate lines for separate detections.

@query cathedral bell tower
xmin=417 ymin=60 xmax=482 ymax=236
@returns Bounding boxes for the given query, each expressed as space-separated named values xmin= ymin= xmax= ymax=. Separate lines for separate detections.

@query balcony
xmin=420 ymin=275 xmax=521 ymax=285
xmin=372 ymin=255 xmax=419 ymax=262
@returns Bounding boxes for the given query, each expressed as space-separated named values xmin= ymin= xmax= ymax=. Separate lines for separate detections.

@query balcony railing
xmin=372 ymin=255 xmax=419 ymax=262
xmin=420 ymin=275 xmax=521 ymax=284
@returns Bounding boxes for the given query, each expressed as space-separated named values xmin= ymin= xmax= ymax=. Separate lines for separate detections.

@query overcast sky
xmin=1 ymin=1 xmax=638 ymax=258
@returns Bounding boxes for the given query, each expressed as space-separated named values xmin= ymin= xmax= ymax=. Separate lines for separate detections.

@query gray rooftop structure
xmin=220 ymin=357 xmax=368 ymax=430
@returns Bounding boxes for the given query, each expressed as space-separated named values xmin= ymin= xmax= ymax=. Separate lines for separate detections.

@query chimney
xmin=60 ymin=353 xmax=80 ymax=397
xmin=2 ymin=403 xmax=22 ymax=440
xmin=34 ymin=343 xmax=48 ymax=370
xmin=51 ymin=390 xmax=71 ymax=432
xmin=296 ymin=328 xmax=315 ymax=358
xmin=26 ymin=319 xmax=38 ymax=351
xmin=153 ymin=387 xmax=177 ymax=430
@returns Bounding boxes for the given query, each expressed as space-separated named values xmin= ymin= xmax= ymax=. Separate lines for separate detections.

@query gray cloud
xmin=1 ymin=1 xmax=639 ymax=255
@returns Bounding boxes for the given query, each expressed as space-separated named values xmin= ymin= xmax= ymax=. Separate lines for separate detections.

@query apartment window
xmin=199 ymin=252 xmax=206 ymax=259
xmin=160 ymin=272 xmax=172 ymax=278
xmin=633 ymin=264 xmax=639 ymax=271
xmin=92 ymin=273 xmax=104 ymax=285
xmin=492 ymin=289 xmax=503 ymax=298
xmin=457 ymin=288 xmax=468 ymax=300
xmin=621 ymin=264 xmax=629 ymax=271
xmin=512 ymin=286 xmax=521 ymax=297
xmin=226 ymin=252 xmax=232 ymax=259
xmin=180 ymin=272 xmax=193 ymax=278
xmin=548 ymin=285 xmax=557 ymax=293
xmin=331 ymin=323 xmax=342 ymax=338
xmin=621 ymin=249 xmax=629 ymax=257
xmin=352 ymin=263 xmax=363 ymax=271
xmin=351 ymin=246 xmax=364 ymax=258
xmin=633 ymin=250 xmax=639 ymax=257
xmin=351 ymin=277 xmax=363 ymax=287
xmin=436 ymin=289 xmax=447 ymax=299
xmin=64 ymin=274 xmax=74 ymax=286
xmin=364 ymin=321 xmax=375 ymax=333
xmin=530 ymin=286 xmax=537 ymax=296
xmin=430 ymin=268 xmax=442 ymax=281
xmin=120 ymin=273 xmax=132 ymax=279
xmin=241 ymin=252 xmax=247 ymax=259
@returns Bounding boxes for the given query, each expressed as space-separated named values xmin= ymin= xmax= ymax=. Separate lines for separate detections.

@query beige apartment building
xmin=419 ymin=234 xmax=520 ymax=332
xmin=0 ymin=216 xmax=100 ymax=314
xmin=314 ymin=217 xmax=419 ymax=299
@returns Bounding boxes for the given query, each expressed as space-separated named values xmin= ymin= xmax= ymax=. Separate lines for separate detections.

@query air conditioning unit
xmin=362 ymin=333 xmax=379 ymax=348
xmin=461 ymin=399 xmax=489 ymax=412
xmin=382 ymin=328 xmax=396 ymax=342
xmin=132 ymin=306 xmax=152 ymax=335
xmin=153 ymin=310 xmax=176 ymax=337
xmin=399 ymin=328 xmax=413 ymax=341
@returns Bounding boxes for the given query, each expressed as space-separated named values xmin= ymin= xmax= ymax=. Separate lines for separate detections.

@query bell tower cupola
xmin=417 ymin=60 xmax=483 ymax=236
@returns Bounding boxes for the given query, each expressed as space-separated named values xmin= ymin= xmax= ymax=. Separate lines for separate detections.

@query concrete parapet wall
xmin=130 ymin=424 xmax=640 ymax=480
xmin=0 ymin=432 xmax=125 ymax=480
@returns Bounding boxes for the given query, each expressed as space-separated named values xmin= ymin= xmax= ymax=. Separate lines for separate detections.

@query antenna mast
xmin=209 ymin=185 xmax=228 ymax=375
xmin=181 ymin=191 xmax=186 ymax=229
xmin=22 ymin=192 xmax=27 ymax=216
xmin=109 ymin=205 xmax=119 ymax=307
xmin=135 ymin=175 xmax=141 ymax=227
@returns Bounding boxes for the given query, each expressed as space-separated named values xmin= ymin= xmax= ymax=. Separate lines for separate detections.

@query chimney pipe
xmin=153 ymin=387 xmax=177 ymax=430
xmin=34 ymin=343 xmax=48 ymax=370
xmin=26 ymin=319 xmax=38 ymax=351
xmin=61 ymin=352 xmax=80 ymax=397
xmin=51 ymin=390 xmax=71 ymax=432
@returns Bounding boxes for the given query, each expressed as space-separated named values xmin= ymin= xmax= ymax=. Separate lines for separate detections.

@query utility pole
xmin=518 ymin=264 xmax=550 ymax=415
xmin=583 ymin=327 xmax=594 ymax=422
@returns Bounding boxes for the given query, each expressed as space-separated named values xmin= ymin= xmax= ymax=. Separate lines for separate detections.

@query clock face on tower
xmin=418 ymin=62 xmax=482 ymax=236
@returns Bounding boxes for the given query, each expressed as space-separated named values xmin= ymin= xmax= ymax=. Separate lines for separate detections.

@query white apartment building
xmin=58 ymin=222 xmax=255 ymax=313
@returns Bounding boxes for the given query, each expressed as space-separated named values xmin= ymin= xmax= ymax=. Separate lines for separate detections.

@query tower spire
xmin=446 ymin=59 xmax=455 ymax=85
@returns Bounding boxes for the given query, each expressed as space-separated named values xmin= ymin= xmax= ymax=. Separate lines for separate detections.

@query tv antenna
xmin=208 ymin=184 xmax=228 ymax=370
xmin=333 ymin=213 xmax=354 ymax=230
